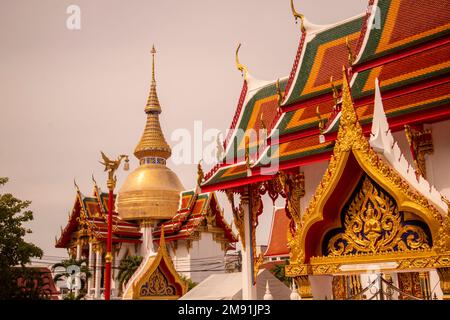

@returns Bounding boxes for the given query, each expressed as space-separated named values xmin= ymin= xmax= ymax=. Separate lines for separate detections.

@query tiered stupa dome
xmin=118 ymin=46 xmax=184 ymax=221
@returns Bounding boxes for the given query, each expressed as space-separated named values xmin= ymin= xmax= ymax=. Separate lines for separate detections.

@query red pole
xmin=104 ymin=188 xmax=113 ymax=300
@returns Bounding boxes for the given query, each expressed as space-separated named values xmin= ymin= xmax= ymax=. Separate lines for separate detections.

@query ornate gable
xmin=285 ymin=69 xmax=450 ymax=277
xmin=122 ymin=228 xmax=187 ymax=300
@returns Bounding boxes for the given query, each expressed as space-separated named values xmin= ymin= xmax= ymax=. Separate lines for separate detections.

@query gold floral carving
xmin=332 ymin=276 xmax=347 ymax=300
xmin=294 ymin=275 xmax=313 ymax=299
xmin=327 ymin=176 xmax=430 ymax=256
xmin=278 ymin=170 xmax=305 ymax=265
xmin=278 ymin=170 xmax=305 ymax=234
xmin=435 ymin=198 xmax=450 ymax=254
xmin=285 ymin=264 xmax=308 ymax=276
xmin=225 ymin=189 xmax=246 ymax=248
xmin=139 ymin=267 xmax=175 ymax=297
xmin=304 ymin=251 xmax=450 ymax=276
xmin=249 ymin=185 xmax=264 ymax=283
xmin=404 ymin=125 xmax=433 ymax=179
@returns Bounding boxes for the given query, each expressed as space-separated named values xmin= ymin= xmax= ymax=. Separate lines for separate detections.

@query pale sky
xmin=0 ymin=0 xmax=367 ymax=261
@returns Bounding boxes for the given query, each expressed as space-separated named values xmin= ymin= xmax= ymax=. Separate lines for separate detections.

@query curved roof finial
xmin=290 ymin=0 xmax=306 ymax=32
xmin=73 ymin=178 xmax=79 ymax=190
xmin=235 ymin=43 xmax=248 ymax=81
xmin=345 ymin=36 xmax=355 ymax=66
xmin=197 ymin=159 xmax=204 ymax=187
xmin=330 ymin=76 xmax=339 ymax=105
xmin=91 ymin=173 xmax=97 ymax=186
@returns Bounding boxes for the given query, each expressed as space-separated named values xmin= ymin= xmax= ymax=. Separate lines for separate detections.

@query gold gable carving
xmin=139 ymin=266 xmax=176 ymax=297
xmin=326 ymin=176 xmax=430 ymax=257
xmin=124 ymin=228 xmax=187 ymax=300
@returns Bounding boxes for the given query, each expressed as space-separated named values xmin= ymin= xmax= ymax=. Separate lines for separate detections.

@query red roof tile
xmin=264 ymin=208 xmax=290 ymax=257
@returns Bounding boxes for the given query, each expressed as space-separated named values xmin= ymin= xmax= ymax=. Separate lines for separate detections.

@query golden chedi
xmin=118 ymin=46 xmax=184 ymax=221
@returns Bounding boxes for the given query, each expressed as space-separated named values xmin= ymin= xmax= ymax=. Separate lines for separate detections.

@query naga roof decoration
xmin=285 ymin=70 xmax=450 ymax=277
xmin=122 ymin=228 xmax=187 ymax=300
xmin=202 ymin=0 xmax=450 ymax=191
xmin=55 ymin=183 xmax=141 ymax=248
xmin=152 ymin=190 xmax=237 ymax=249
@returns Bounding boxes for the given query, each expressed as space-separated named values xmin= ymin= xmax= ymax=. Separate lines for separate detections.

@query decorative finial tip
xmin=151 ymin=45 xmax=156 ymax=54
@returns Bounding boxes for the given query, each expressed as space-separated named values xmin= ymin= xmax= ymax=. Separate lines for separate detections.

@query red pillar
xmin=104 ymin=188 xmax=113 ymax=300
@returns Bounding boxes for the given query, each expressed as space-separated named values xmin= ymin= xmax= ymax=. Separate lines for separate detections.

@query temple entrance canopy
xmin=285 ymin=70 xmax=450 ymax=299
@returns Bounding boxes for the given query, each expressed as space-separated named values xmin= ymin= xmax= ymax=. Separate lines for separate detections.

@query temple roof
xmin=55 ymin=183 xmax=141 ymax=248
xmin=152 ymin=191 xmax=237 ymax=248
xmin=264 ymin=208 xmax=290 ymax=257
xmin=202 ymin=0 xmax=450 ymax=191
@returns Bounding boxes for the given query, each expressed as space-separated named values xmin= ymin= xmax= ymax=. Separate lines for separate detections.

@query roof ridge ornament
xmin=290 ymin=0 xmax=306 ymax=32
xmin=330 ymin=76 xmax=339 ymax=106
xmin=197 ymin=160 xmax=204 ymax=188
xmin=235 ymin=43 xmax=248 ymax=81
xmin=345 ymin=36 xmax=355 ymax=66
xmin=275 ymin=78 xmax=285 ymax=108
xmin=316 ymin=105 xmax=326 ymax=134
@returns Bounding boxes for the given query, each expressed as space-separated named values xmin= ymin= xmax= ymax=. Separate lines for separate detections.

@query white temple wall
xmin=171 ymin=233 xmax=226 ymax=284
xmin=189 ymin=233 xmax=226 ymax=283
xmin=430 ymin=270 xmax=443 ymax=299
xmin=309 ymin=275 xmax=333 ymax=300
xmin=171 ymin=241 xmax=191 ymax=281
xmin=425 ymin=120 xmax=450 ymax=199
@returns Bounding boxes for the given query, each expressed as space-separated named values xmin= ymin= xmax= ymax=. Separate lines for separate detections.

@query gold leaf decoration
xmin=327 ymin=176 xmax=430 ymax=256
xmin=139 ymin=267 xmax=175 ymax=297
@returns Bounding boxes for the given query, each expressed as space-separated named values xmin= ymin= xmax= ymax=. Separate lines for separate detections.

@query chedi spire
xmin=134 ymin=45 xmax=172 ymax=162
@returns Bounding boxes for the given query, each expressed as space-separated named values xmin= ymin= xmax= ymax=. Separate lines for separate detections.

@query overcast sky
xmin=0 ymin=0 xmax=367 ymax=260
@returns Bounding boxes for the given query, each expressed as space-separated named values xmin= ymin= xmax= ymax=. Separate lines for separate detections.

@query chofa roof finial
xmin=235 ymin=43 xmax=249 ymax=81
xmin=290 ymin=0 xmax=306 ymax=32
xmin=276 ymin=78 xmax=285 ymax=107
xmin=73 ymin=178 xmax=80 ymax=192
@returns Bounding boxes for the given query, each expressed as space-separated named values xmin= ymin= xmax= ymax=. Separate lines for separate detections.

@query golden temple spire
xmin=145 ymin=45 xmax=162 ymax=114
xmin=334 ymin=67 xmax=366 ymax=153
xmin=134 ymin=45 xmax=172 ymax=161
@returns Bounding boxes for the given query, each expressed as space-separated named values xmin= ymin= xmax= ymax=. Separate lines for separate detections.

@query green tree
xmin=51 ymin=258 xmax=91 ymax=300
xmin=116 ymin=255 xmax=143 ymax=294
xmin=180 ymin=275 xmax=197 ymax=291
xmin=271 ymin=261 xmax=291 ymax=287
xmin=0 ymin=177 xmax=44 ymax=299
